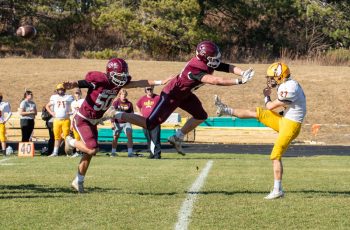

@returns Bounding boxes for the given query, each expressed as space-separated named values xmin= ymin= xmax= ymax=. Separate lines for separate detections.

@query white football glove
xmin=241 ymin=68 xmax=255 ymax=84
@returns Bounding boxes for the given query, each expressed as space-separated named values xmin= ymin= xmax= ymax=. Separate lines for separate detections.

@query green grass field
xmin=1 ymin=152 xmax=350 ymax=229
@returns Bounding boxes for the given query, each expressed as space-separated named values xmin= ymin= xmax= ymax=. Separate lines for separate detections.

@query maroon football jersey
xmin=112 ymin=98 xmax=134 ymax=123
xmin=136 ymin=94 xmax=160 ymax=118
xmin=162 ymin=57 xmax=214 ymax=99
xmin=78 ymin=71 xmax=131 ymax=119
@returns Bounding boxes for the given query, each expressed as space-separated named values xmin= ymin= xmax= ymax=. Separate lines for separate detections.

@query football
xmin=16 ymin=25 xmax=37 ymax=38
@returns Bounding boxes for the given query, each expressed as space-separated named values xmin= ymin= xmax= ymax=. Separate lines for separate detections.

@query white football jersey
xmin=277 ymin=78 xmax=306 ymax=123
xmin=71 ymin=99 xmax=84 ymax=114
xmin=50 ymin=94 xmax=74 ymax=119
xmin=0 ymin=102 xmax=11 ymax=123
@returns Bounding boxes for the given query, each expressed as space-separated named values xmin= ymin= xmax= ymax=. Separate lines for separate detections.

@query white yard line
xmin=175 ymin=160 xmax=213 ymax=230
xmin=0 ymin=158 xmax=11 ymax=164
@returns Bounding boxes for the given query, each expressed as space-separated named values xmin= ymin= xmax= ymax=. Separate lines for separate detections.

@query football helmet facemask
xmin=106 ymin=58 xmax=129 ymax=87
xmin=196 ymin=41 xmax=221 ymax=69
xmin=266 ymin=62 xmax=290 ymax=87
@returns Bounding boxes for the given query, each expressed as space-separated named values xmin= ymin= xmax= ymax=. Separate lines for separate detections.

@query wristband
xmin=235 ymin=79 xmax=243 ymax=85
xmin=264 ymin=96 xmax=271 ymax=105
xmin=154 ymin=80 xmax=162 ymax=85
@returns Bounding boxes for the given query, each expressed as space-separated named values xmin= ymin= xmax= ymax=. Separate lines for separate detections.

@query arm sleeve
xmin=215 ymin=63 xmax=231 ymax=73
xmin=77 ymin=80 xmax=95 ymax=89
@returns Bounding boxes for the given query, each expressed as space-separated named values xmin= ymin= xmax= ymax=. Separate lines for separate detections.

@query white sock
xmin=175 ymin=130 xmax=185 ymax=140
xmin=53 ymin=147 xmax=59 ymax=155
xmin=77 ymin=173 xmax=85 ymax=182
xmin=69 ymin=139 xmax=76 ymax=147
xmin=111 ymin=148 xmax=116 ymax=154
xmin=274 ymin=180 xmax=282 ymax=192
xmin=128 ymin=148 xmax=133 ymax=154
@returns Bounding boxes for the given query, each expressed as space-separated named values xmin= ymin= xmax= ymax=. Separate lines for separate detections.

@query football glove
xmin=241 ymin=68 xmax=255 ymax=84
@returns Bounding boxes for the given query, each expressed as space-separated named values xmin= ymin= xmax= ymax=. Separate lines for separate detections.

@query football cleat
xmin=65 ymin=136 xmax=75 ymax=155
xmin=264 ymin=190 xmax=284 ymax=200
xmin=48 ymin=153 xmax=58 ymax=157
xmin=71 ymin=177 xmax=84 ymax=193
xmin=214 ymin=95 xmax=232 ymax=117
xmin=168 ymin=135 xmax=185 ymax=156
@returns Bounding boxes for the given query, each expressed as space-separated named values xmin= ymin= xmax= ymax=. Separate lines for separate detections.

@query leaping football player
xmin=215 ymin=62 xmax=307 ymax=199
xmin=102 ymin=41 xmax=255 ymax=154
xmin=62 ymin=58 xmax=170 ymax=193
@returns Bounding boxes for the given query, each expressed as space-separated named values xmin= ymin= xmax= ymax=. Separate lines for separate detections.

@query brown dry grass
xmin=1 ymin=58 xmax=349 ymax=145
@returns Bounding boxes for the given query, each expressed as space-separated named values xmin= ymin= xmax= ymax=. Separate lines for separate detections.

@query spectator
xmin=46 ymin=84 xmax=74 ymax=157
xmin=136 ymin=86 xmax=161 ymax=159
xmin=70 ymin=88 xmax=84 ymax=158
xmin=0 ymin=93 xmax=12 ymax=156
xmin=19 ymin=90 xmax=37 ymax=142
xmin=110 ymin=89 xmax=138 ymax=157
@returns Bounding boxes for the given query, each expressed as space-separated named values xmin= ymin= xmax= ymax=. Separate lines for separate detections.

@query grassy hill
xmin=1 ymin=58 xmax=349 ymax=145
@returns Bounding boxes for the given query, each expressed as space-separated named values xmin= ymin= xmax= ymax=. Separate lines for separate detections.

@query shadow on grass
xmin=0 ymin=184 xmax=121 ymax=199
xmin=195 ymin=190 xmax=350 ymax=197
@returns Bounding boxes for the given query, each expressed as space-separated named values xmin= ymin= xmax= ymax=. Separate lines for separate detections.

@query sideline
xmin=0 ymin=158 xmax=11 ymax=164
xmin=174 ymin=160 xmax=213 ymax=230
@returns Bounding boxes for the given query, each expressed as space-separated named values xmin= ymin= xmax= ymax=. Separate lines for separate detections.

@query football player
xmin=62 ymin=58 xmax=170 ymax=193
xmin=46 ymin=84 xmax=74 ymax=157
xmin=215 ymin=62 xmax=307 ymax=199
xmin=102 ymin=41 xmax=255 ymax=154
xmin=0 ymin=93 xmax=12 ymax=156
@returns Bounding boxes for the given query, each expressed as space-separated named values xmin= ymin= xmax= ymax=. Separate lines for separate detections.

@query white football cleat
xmin=65 ymin=136 xmax=75 ymax=155
xmin=264 ymin=190 xmax=284 ymax=200
xmin=168 ymin=135 xmax=185 ymax=156
xmin=214 ymin=95 xmax=232 ymax=117
xmin=71 ymin=177 xmax=84 ymax=193
xmin=48 ymin=153 xmax=58 ymax=157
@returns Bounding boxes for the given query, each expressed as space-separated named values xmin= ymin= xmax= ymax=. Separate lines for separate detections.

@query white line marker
xmin=175 ymin=160 xmax=213 ymax=230
xmin=0 ymin=158 xmax=11 ymax=164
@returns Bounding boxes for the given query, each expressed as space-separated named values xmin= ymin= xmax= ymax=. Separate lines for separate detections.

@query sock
xmin=128 ymin=148 xmax=133 ymax=154
xmin=175 ymin=130 xmax=185 ymax=140
xmin=69 ymin=139 xmax=76 ymax=147
xmin=77 ymin=173 xmax=85 ymax=182
xmin=111 ymin=148 xmax=116 ymax=154
xmin=274 ymin=180 xmax=282 ymax=192
xmin=53 ymin=147 xmax=59 ymax=155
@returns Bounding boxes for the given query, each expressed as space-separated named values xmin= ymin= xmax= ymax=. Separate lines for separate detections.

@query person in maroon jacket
xmin=62 ymin=58 xmax=170 ymax=193
xmin=110 ymin=89 xmax=137 ymax=157
xmin=103 ymin=41 xmax=255 ymax=155
xmin=136 ymin=86 xmax=161 ymax=159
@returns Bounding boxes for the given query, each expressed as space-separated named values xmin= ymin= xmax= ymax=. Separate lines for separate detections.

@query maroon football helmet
xmin=106 ymin=58 xmax=129 ymax=86
xmin=196 ymin=41 xmax=221 ymax=68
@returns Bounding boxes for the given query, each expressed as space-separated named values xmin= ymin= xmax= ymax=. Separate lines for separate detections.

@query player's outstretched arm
xmin=201 ymin=74 xmax=252 ymax=86
xmin=63 ymin=81 xmax=78 ymax=89
xmin=125 ymin=75 xmax=175 ymax=88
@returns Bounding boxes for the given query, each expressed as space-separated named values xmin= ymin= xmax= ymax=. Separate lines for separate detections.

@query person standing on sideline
xmin=19 ymin=90 xmax=37 ymax=142
xmin=46 ymin=84 xmax=74 ymax=157
xmin=0 ymin=93 xmax=12 ymax=156
xmin=62 ymin=58 xmax=171 ymax=193
xmin=70 ymin=88 xmax=84 ymax=157
xmin=215 ymin=62 xmax=306 ymax=200
xmin=102 ymin=40 xmax=254 ymax=155
xmin=136 ymin=86 xmax=161 ymax=159
xmin=110 ymin=89 xmax=137 ymax=157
